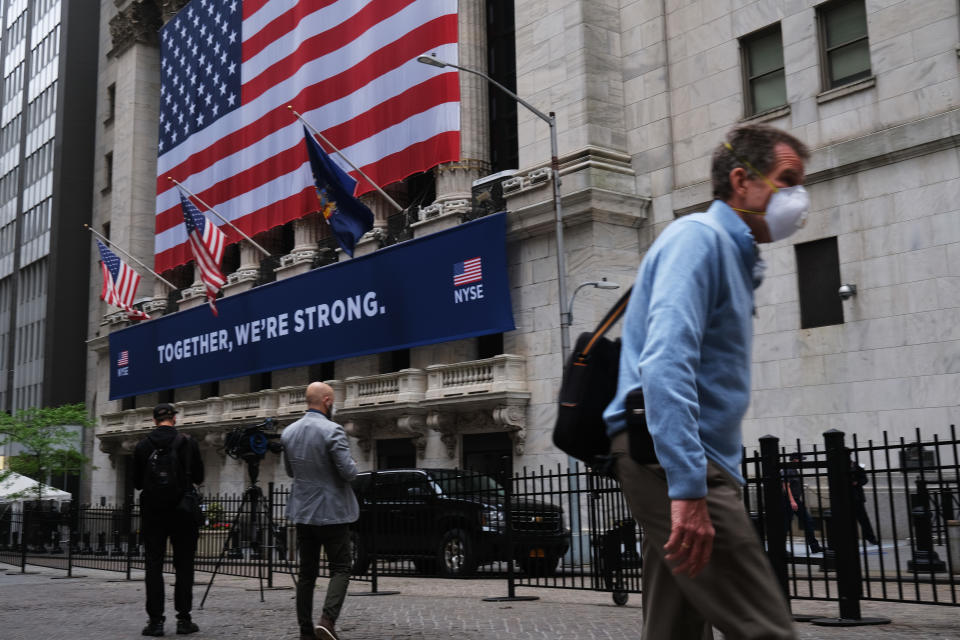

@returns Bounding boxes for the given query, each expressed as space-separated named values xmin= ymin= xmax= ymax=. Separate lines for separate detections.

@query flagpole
xmin=84 ymin=225 xmax=177 ymax=290
xmin=168 ymin=178 xmax=272 ymax=258
xmin=289 ymin=106 xmax=405 ymax=214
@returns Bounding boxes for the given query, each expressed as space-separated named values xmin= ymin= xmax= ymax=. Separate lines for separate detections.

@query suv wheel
xmin=350 ymin=530 xmax=370 ymax=575
xmin=437 ymin=529 xmax=476 ymax=577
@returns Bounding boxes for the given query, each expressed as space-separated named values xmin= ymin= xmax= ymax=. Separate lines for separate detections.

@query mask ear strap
xmin=724 ymin=142 xmax=779 ymax=192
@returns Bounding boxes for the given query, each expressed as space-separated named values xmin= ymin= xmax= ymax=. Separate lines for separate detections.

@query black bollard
xmin=95 ymin=531 xmax=108 ymax=556
xmin=111 ymin=529 xmax=125 ymax=556
xmin=759 ymin=436 xmax=789 ymax=599
xmin=907 ymin=477 xmax=946 ymax=573
xmin=70 ymin=530 xmax=81 ymax=555
xmin=81 ymin=531 xmax=94 ymax=555
xmin=128 ymin=530 xmax=140 ymax=557
xmin=811 ymin=430 xmax=889 ymax=627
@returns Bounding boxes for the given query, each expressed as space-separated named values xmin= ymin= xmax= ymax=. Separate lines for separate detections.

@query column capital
xmin=109 ymin=0 xmax=164 ymax=56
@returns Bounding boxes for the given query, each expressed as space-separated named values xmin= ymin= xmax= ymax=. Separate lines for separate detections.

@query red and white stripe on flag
xmin=189 ymin=222 xmax=227 ymax=304
xmin=100 ymin=261 xmax=149 ymax=321
xmin=154 ymin=0 xmax=461 ymax=273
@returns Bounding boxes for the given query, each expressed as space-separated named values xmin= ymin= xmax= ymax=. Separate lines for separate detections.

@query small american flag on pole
xmin=96 ymin=240 xmax=150 ymax=321
xmin=453 ymin=257 xmax=482 ymax=287
xmin=180 ymin=192 xmax=227 ymax=316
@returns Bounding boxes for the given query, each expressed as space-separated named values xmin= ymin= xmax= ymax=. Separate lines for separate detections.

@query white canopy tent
xmin=0 ymin=471 xmax=72 ymax=509
xmin=0 ymin=472 xmax=72 ymax=548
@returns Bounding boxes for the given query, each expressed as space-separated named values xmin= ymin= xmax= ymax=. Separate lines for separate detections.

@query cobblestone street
xmin=2 ymin=562 xmax=959 ymax=639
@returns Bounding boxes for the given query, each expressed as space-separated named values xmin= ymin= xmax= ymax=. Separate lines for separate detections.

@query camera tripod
xmin=199 ymin=458 xmax=297 ymax=607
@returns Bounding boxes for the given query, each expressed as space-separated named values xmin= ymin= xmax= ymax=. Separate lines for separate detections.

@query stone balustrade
xmin=96 ymin=355 xmax=530 ymax=456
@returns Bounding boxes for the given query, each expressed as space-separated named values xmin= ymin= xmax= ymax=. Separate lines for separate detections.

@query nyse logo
xmin=453 ymin=257 xmax=484 ymax=304
xmin=454 ymin=284 xmax=484 ymax=304
xmin=117 ymin=350 xmax=130 ymax=377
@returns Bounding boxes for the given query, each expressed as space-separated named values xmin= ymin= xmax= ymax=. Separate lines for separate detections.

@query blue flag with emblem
xmin=303 ymin=127 xmax=375 ymax=257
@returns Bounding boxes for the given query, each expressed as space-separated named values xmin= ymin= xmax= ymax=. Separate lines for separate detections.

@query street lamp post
xmin=418 ymin=55 xmax=600 ymax=567
xmin=416 ymin=56 xmax=572 ymax=360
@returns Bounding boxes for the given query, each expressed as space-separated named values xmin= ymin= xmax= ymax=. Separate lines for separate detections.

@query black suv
xmin=349 ymin=468 xmax=570 ymax=576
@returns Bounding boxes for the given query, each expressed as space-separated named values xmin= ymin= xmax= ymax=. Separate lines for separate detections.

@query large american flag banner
xmin=155 ymin=0 xmax=461 ymax=273
xmin=180 ymin=192 xmax=227 ymax=315
xmin=97 ymin=240 xmax=150 ymax=321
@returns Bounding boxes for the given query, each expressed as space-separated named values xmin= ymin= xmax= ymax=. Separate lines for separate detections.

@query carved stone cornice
xmin=427 ymin=410 xmax=461 ymax=459
xmin=159 ymin=0 xmax=191 ymax=23
xmin=99 ymin=438 xmax=120 ymax=468
xmin=397 ymin=414 xmax=428 ymax=459
xmin=109 ymin=0 xmax=163 ymax=56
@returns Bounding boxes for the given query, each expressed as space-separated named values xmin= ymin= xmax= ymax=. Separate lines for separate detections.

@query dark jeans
xmin=783 ymin=497 xmax=820 ymax=547
xmin=142 ymin=509 xmax=198 ymax=621
xmin=852 ymin=499 xmax=877 ymax=543
xmin=296 ymin=523 xmax=352 ymax=634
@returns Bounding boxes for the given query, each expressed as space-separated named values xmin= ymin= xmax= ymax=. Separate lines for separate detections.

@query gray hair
xmin=711 ymin=123 xmax=809 ymax=201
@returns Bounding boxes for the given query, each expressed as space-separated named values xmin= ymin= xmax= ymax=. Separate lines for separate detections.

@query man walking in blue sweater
xmin=604 ymin=123 xmax=808 ymax=639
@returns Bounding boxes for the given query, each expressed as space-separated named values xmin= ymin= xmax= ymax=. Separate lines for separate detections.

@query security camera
xmin=838 ymin=284 xmax=857 ymax=300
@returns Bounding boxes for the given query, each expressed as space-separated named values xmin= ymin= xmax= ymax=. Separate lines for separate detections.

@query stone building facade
xmin=84 ymin=0 xmax=959 ymax=504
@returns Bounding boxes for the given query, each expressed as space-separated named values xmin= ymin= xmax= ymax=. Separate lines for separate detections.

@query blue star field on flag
xmin=159 ymin=0 xmax=243 ymax=154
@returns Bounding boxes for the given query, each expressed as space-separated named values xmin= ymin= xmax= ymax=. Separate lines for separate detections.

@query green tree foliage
xmin=0 ymin=403 xmax=93 ymax=500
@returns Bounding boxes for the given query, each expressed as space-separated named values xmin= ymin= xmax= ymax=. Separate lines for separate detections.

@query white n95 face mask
xmin=763 ymin=185 xmax=809 ymax=242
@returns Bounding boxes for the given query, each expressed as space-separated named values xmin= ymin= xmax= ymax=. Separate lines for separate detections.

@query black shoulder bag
xmin=176 ymin=435 xmax=205 ymax=528
xmin=552 ymin=287 xmax=632 ymax=468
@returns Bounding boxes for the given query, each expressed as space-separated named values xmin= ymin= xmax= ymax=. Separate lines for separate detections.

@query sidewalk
xmin=1 ymin=562 xmax=958 ymax=639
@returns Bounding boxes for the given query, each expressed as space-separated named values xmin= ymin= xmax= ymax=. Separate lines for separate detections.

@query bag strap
xmin=173 ymin=433 xmax=195 ymax=486
xmin=579 ymin=286 xmax=633 ymax=358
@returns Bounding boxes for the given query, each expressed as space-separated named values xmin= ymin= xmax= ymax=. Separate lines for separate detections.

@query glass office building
xmin=0 ymin=0 xmax=98 ymax=461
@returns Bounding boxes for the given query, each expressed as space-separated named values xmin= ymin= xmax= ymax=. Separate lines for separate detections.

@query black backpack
xmin=143 ymin=433 xmax=188 ymax=506
xmin=553 ymin=287 xmax=632 ymax=468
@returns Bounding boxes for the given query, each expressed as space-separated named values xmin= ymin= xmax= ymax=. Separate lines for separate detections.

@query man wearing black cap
xmin=133 ymin=403 xmax=204 ymax=636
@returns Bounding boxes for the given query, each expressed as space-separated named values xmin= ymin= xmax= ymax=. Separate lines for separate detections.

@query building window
xmin=103 ymin=152 xmax=112 ymax=193
xmin=795 ymin=237 xmax=844 ymax=329
xmin=487 ymin=0 xmax=518 ymax=172
xmin=740 ymin=25 xmax=787 ymax=116
xmin=477 ymin=332 xmax=503 ymax=359
xmin=376 ymin=438 xmax=416 ymax=470
xmin=308 ymin=361 xmax=335 ymax=382
xmin=105 ymin=83 xmax=115 ymax=123
xmin=817 ymin=0 xmax=871 ymax=89
xmin=379 ymin=348 xmax=409 ymax=374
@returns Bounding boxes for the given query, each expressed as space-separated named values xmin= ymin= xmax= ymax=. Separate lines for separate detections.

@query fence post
xmin=349 ymin=468 xmax=399 ymax=597
xmin=267 ymin=482 xmax=274 ymax=589
xmin=907 ymin=476 xmax=947 ymax=573
xmin=811 ymin=429 xmax=889 ymax=627
xmin=759 ymin=435 xmax=788 ymax=599
xmin=20 ymin=504 xmax=27 ymax=572
xmin=125 ymin=502 xmax=133 ymax=580
xmin=483 ymin=466 xmax=538 ymax=602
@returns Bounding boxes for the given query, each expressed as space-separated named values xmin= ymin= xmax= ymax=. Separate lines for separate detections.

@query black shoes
xmin=809 ymin=540 xmax=823 ymax=554
xmin=176 ymin=619 xmax=200 ymax=635
xmin=142 ymin=617 xmax=165 ymax=636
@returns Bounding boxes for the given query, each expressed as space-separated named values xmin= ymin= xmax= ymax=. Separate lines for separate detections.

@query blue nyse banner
xmin=109 ymin=212 xmax=513 ymax=399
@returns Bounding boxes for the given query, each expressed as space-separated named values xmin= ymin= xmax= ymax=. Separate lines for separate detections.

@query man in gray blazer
xmin=282 ymin=381 xmax=359 ymax=640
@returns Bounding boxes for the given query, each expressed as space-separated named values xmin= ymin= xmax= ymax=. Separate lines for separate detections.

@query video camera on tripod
xmin=224 ymin=417 xmax=283 ymax=464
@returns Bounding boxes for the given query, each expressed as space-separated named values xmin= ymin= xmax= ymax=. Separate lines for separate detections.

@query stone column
xmin=223 ymin=242 xmax=260 ymax=295
xmin=108 ymin=0 xmax=165 ymax=312
xmin=177 ymin=264 xmax=207 ymax=310
xmin=276 ymin=214 xmax=321 ymax=280
xmin=420 ymin=0 xmax=490 ymax=228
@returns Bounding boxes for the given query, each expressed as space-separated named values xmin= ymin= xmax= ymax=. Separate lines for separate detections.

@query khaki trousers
xmin=611 ymin=432 xmax=796 ymax=640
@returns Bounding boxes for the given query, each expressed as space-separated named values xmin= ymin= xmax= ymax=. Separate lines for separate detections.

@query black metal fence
xmin=2 ymin=427 xmax=959 ymax=618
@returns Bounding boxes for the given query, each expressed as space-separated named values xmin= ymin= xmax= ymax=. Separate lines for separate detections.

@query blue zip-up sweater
xmin=603 ymin=201 xmax=758 ymax=499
